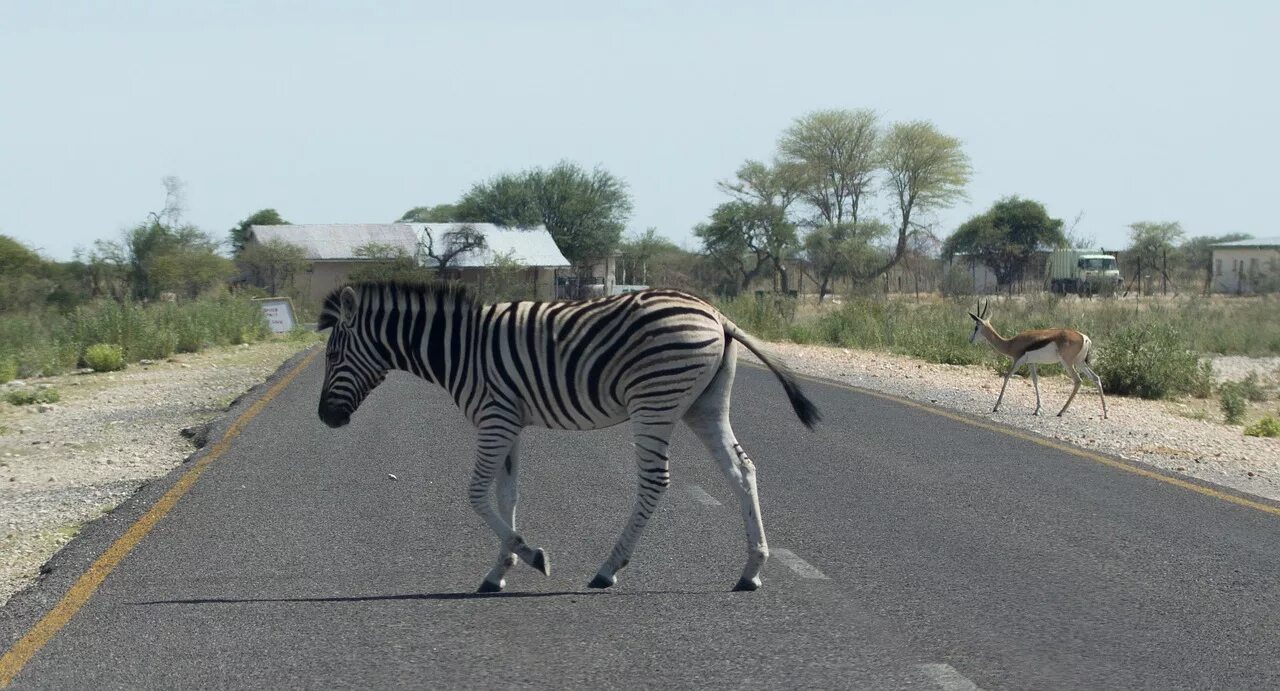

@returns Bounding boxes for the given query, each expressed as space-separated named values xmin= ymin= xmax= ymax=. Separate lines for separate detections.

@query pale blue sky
xmin=2 ymin=1 xmax=1275 ymax=260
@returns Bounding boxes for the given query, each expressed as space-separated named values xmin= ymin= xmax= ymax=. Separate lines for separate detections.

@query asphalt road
xmin=4 ymin=347 xmax=1280 ymax=689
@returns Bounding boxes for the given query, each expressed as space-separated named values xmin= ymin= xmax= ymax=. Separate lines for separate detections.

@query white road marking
xmin=770 ymin=548 xmax=829 ymax=580
xmin=686 ymin=484 xmax=722 ymax=506
xmin=918 ymin=663 xmax=983 ymax=691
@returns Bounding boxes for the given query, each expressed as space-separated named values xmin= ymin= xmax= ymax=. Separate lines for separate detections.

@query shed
xmin=1210 ymin=237 xmax=1280 ymax=294
xmin=246 ymin=223 xmax=571 ymax=303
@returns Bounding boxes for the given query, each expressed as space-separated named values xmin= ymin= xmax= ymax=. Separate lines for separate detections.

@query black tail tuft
xmin=782 ymin=378 xmax=822 ymax=429
xmin=726 ymin=321 xmax=821 ymax=429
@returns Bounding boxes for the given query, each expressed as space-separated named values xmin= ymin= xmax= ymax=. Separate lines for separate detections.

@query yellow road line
xmin=754 ymin=361 xmax=1280 ymax=519
xmin=0 ymin=348 xmax=319 ymax=688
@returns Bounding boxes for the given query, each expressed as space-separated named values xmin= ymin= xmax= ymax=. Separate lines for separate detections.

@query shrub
xmin=1219 ymin=384 xmax=1247 ymax=425
xmin=0 ymin=356 xmax=15 ymax=384
xmin=1245 ymin=415 xmax=1280 ymax=438
xmin=1093 ymin=323 xmax=1210 ymax=400
xmin=83 ymin=343 xmax=126 ymax=372
xmin=1235 ymin=372 xmax=1268 ymax=402
xmin=5 ymin=387 xmax=60 ymax=406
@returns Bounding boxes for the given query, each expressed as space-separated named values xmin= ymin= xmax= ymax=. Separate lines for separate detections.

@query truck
xmin=1047 ymin=249 xmax=1123 ymax=294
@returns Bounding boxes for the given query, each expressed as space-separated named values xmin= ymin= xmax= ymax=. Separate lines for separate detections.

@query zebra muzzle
xmin=317 ymin=403 xmax=351 ymax=428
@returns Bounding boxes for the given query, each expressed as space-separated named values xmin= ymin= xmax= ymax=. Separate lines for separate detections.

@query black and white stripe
xmin=317 ymin=281 xmax=819 ymax=592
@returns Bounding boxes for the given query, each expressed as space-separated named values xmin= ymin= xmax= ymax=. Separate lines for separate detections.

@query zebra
xmin=316 ymin=280 xmax=820 ymax=593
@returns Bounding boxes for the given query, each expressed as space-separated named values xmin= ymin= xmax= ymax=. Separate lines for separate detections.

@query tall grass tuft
xmin=0 ymin=296 xmax=271 ymax=378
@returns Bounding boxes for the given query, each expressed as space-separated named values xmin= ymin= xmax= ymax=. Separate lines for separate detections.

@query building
xmin=419 ymin=223 xmax=571 ymax=300
xmin=1210 ymin=237 xmax=1280 ymax=294
xmin=246 ymin=223 xmax=571 ymax=303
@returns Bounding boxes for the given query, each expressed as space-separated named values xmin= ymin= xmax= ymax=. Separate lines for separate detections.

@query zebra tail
xmin=725 ymin=321 xmax=821 ymax=429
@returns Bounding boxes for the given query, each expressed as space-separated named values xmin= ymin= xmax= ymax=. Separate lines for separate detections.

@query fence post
xmin=1162 ymin=248 xmax=1167 ymax=295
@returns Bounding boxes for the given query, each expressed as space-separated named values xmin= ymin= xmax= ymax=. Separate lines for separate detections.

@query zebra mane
xmin=316 ymin=280 xmax=478 ymax=331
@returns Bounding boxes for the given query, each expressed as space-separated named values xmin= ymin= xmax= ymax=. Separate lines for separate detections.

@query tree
xmin=238 ymin=239 xmax=309 ymax=296
xmin=420 ymin=224 xmax=487 ymax=274
xmin=778 ymin=109 xmax=880 ymax=227
xmin=1126 ymin=221 xmax=1184 ymax=267
xmin=717 ymin=159 xmax=806 ymax=212
xmin=347 ymin=242 xmax=434 ymax=284
xmin=943 ymin=196 xmax=1067 ymax=286
xmin=872 ymin=121 xmax=971 ymax=282
xmin=398 ymin=204 xmax=463 ymax=223
xmin=74 ymin=239 xmax=131 ymax=302
xmin=695 ymin=201 xmax=798 ymax=295
xmin=0 ymin=235 xmax=53 ymax=313
xmin=229 ymin=209 xmax=288 ymax=254
xmin=457 ymin=162 xmax=632 ymax=267
xmin=1181 ymin=232 xmax=1252 ymax=291
xmin=1123 ymin=222 xmax=1185 ymax=292
xmin=803 ymin=220 xmax=891 ymax=301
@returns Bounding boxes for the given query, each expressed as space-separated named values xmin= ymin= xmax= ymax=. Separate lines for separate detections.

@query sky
xmin=1 ymin=0 xmax=1276 ymax=260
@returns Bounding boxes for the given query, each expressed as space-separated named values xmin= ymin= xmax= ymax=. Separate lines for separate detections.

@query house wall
xmin=1212 ymin=247 xmax=1280 ymax=294
xmin=303 ymin=261 xmax=362 ymax=304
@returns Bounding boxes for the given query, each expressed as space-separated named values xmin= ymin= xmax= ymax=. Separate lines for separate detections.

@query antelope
xmin=967 ymin=300 xmax=1108 ymax=419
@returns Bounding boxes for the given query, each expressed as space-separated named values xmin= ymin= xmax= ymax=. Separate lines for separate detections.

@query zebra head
xmin=316 ymin=285 xmax=389 ymax=428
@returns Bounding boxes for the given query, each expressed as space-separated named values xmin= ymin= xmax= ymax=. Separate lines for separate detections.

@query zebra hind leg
xmin=478 ymin=439 xmax=522 ymax=593
xmin=469 ymin=428 xmax=548 ymax=593
xmin=588 ymin=421 xmax=673 ymax=589
xmin=683 ymin=358 xmax=768 ymax=592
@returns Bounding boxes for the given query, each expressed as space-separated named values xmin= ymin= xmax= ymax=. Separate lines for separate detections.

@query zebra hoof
xmin=531 ymin=549 xmax=550 ymax=577
xmin=476 ymin=579 xmax=504 ymax=593
xmin=732 ymin=577 xmax=761 ymax=592
xmin=587 ymin=573 xmax=615 ymax=589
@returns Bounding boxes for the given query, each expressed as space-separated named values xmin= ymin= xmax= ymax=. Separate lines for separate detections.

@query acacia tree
xmin=1181 ymin=232 xmax=1252 ymax=291
xmin=456 ymin=162 xmax=631 ymax=270
xmin=398 ymin=204 xmax=462 ymax=223
xmin=420 ymin=224 xmax=487 ymax=274
xmin=778 ymin=109 xmax=880 ymax=227
xmin=695 ymin=201 xmax=797 ymax=294
xmin=228 ymin=208 xmax=288 ymax=253
xmin=869 ymin=120 xmax=971 ymax=282
xmin=237 ymin=239 xmax=309 ymax=296
xmin=804 ymin=220 xmax=891 ymax=301
xmin=943 ymin=196 xmax=1066 ymax=286
xmin=1125 ymin=221 xmax=1185 ymax=277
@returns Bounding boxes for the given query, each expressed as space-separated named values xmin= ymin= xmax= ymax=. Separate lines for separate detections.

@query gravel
xmin=0 ymin=341 xmax=315 ymax=605
xmin=750 ymin=343 xmax=1280 ymax=506
xmin=2 ymin=335 xmax=1276 ymax=607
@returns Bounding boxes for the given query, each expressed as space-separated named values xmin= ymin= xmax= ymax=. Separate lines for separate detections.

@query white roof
xmin=249 ymin=224 xmax=418 ymax=260
xmin=249 ymin=223 xmax=571 ymax=267
xmin=1211 ymin=236 xmax=1280 ymax=249
xmin=419 ymin=224 xmax=570 ymax=268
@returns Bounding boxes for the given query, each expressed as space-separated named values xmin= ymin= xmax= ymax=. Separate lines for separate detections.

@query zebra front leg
xmin=588 ymin=422 xmax=672 ymax=589
xmin=468 ymin=427 xmax=548 ymax=591
xmin=478 ymin=438 xmax=522 ymax=593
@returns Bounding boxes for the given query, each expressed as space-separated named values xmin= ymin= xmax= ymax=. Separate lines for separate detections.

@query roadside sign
xmin=254 ymin=297 xmax=296 ymax=334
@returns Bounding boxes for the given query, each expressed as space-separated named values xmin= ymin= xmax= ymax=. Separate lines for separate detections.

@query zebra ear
xmin=339 ymin=286 xmax=358 ymax=328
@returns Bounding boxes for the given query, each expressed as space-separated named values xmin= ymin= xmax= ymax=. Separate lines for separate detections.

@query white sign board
xmin=255 ymin=297 xmax=297 ymax=334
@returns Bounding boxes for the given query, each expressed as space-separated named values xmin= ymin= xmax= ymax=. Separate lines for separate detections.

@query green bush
xmin=5 ymin=387 xmax=60 ymax=406
xmin=1245 ymin=415 xmax=1280 ymax=438
xmin=0 ymin=296 xmax=270 ymax=378
xmin=83 ymin=343 xmax=126 ymax=372
xmin=1235 ymin=372 xmax=1268 ymax=402
xmin=0 ymin=356 xmax=16 ymax=384
xmin=1220 ymin=384 xmax=1247 ymax=425
xmin=1093 ymin=323 xmax=1210 ymax=400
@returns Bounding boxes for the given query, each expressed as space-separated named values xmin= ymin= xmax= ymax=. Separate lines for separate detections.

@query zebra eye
xmin=325 ymin=349 xmax=341 ymax=363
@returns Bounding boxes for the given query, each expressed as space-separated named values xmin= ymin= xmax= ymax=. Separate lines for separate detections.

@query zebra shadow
xmin=130 ymin=589 xmax=720 ymax=606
